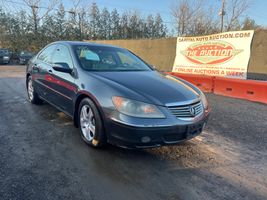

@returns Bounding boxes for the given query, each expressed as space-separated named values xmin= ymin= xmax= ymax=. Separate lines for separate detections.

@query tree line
xmin=0 ymin=2 xmax=167 ymax=52
xmin=0 ymin=0 xmax=263 ymax=53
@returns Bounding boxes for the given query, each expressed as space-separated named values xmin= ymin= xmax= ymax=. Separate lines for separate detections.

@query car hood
xmin=91 ymin=71 xmax=200 ymax=106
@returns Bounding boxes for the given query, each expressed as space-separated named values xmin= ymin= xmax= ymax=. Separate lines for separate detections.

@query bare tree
xmin=67 ymin=0 xmax=89 ymax=40
xmin=23 ymin=0 xmax=58 ymax=34
xmin=171 ymin=0 xmax=220 ymax=36
xmin=241 ymin=17 xmax=261 ymax=30
xmin=171 ymin=0 xmax=250 ymax=36
xmin=171 ymin=0 xmax=204 ymax=36
xmin=225 ymin=0 xmax=250 ymax=31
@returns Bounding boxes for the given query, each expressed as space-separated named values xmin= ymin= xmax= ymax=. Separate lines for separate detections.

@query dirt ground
xmin=0 ymin=65 xmax=267 ymax=200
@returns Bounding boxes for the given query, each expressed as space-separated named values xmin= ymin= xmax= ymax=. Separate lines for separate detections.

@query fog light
xmin=141 ymin=136 xmax=151 ymax=143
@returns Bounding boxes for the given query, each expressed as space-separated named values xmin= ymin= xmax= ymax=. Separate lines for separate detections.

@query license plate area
xmin=163 ymin=126 xmax=187 ymax=142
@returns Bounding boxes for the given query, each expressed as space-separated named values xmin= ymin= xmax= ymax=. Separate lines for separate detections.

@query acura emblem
xmin=189 ymin=107 xmax=196 ymax=116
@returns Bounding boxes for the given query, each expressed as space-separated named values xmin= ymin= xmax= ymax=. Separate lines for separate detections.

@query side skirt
xmin=39 ymin=95 xmax=74 ymax=120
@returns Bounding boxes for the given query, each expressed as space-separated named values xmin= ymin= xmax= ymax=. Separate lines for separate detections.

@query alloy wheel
xmin=80 ymin=105 xmax=96 ymax=142
xmin=28 ymin=78 xmax=34 ymax=101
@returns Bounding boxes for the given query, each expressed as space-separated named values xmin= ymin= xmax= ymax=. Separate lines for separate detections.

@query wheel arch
xmin=26 ymin=73 xmax=31 ymax=86
xmin=73 ymin=91 xmax=106 ymax=131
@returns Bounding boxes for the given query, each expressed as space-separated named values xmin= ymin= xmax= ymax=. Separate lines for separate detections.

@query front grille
xmin=168 ymin=101 xmax=203 ymax=119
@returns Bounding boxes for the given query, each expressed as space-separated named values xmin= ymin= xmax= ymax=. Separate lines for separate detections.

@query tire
xmin=27 ymin=76 xmax=42 ymax=104
xmin=78 ymin=98 xmax=106 ymax=148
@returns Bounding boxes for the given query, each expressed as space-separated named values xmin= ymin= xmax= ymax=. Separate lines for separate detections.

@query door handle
xmin=48 ymin=70 xmax=53 ymax=74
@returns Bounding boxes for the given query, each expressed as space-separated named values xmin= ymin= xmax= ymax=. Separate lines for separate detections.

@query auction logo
xmin=181 ymin=41 xmax=243 ymax=65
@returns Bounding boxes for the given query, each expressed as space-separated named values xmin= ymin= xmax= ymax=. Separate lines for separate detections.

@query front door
xmin=47 ymin=44 xmax=77 ymax=115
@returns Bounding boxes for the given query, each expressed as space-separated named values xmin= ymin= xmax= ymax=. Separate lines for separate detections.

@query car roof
xmin=51 ymin=41 xmax=123 ymax=50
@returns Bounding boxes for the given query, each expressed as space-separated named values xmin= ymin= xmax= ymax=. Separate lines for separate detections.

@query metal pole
xmin=220 ymin=0 xmax=226 ymax=32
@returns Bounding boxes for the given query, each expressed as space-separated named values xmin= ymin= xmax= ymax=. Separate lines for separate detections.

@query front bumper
xmin=19 ymin=58 xmax=29 ymax=64
xmin=106 ymin=109 xmax=210 ymax=148
xmin=0 ymin=58 xmax=10 ymax=64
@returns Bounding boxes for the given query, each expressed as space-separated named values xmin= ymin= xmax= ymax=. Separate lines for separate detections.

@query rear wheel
xmin=78 ymin=98 xmax=106 ymax=147
xmin=27 ymin=76 xmax=42 ymax=104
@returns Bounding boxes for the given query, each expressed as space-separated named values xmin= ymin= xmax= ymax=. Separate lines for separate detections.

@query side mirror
xmin=149 ymin=64 xmax=157 ymax=70
xmin=52 ymin=62 xmax=72 ymax=74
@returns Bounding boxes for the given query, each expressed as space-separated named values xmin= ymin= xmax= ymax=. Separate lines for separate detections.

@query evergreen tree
xmin=146 ymin=15 xmax=154 ymax=38
xmin=55 ymin=3 xmax=66 ymax=40
xmin=120 ymin=12 xmax=129 ymax=39
xmin=110 ymin=8 xmax=120 ymax=39
xmin=154 ymin=13 xmax=167 ymax=38
xmin=99 ymin=8 xmax=111 ymax=39
xmin=89 ymin=3 xmax=100 ymax=39
xmin=0 ymin=3 xmax=170 ymax=51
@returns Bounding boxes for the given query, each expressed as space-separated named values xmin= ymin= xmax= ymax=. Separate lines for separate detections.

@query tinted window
xmin=74 ymin=45 xmax=151 ymax=71
xmin=0 ymin=49 xmax=9 ymax=56
xmin=52 ymin=45 xmax=73 ymax=68
xmin=20 ymin=51 xmax=34 ymax=57
xmin=38 ymin=45 xmax=56 ymax=63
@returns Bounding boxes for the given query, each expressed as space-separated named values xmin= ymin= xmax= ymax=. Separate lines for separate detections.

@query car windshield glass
xmin=0 ymin=49 xmax=9 ymax=56
xmin=20 ymin=51 xmax=33 ymax=56
xmin=74 ymin=45 xmax=152 ymax=71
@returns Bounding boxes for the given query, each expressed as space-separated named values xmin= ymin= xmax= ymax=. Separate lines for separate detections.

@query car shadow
xmin=38 ymin=101 xmax=221 ymax=168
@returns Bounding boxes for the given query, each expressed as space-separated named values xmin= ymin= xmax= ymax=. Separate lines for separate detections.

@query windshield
xmin=0 ymin=49 xmax=9 ymax=56
xmin=20 ymin=51 xmax=33 ymax=57
xmin=74 ymin=45 xmax=152 ymax=71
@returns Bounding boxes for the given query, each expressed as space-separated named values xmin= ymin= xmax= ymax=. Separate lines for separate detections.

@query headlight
xmin=200 ymin=92 xmax=208 ymax=109
xmin=112 ymin=96 xmax=165 ymax=118
xmin=3 ymin=56 xmax=9 ymax=60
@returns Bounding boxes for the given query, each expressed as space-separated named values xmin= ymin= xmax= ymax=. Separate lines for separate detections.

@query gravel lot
xmin=1 ymin=65 xmax=267 ymax=200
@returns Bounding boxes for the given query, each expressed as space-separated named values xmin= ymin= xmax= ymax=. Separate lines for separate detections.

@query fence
xmin=88 ymin=29 xmax=267 ymax=78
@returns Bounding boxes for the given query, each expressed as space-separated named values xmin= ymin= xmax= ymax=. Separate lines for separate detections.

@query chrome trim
xmin=37 ymin=80 xmax=72 ymax=100
xmin=167 ymin=100 xmax=204 ymax=121
xmin=165 ymin=97 xmax=201 ymax=107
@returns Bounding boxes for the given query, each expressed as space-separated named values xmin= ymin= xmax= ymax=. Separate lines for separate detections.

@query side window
xmin=38 ymin=45 xmax=56 ymax=63
xmin=52 ymin=45 xmax=73 ymax=69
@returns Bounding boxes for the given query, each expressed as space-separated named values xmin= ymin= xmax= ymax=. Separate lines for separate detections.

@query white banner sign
xmin=172 ymin=30 xmax=254 ymax=79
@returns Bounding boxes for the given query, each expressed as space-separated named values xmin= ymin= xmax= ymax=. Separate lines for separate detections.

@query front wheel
xmin=27 ymin=76 xmax=42 ymax=104
xmin=78 ymin=98 xmax=106 ymax=148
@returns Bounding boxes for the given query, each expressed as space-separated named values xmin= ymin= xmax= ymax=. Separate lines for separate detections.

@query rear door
xmin=31 ymin=44 xmax=57 ymax=100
